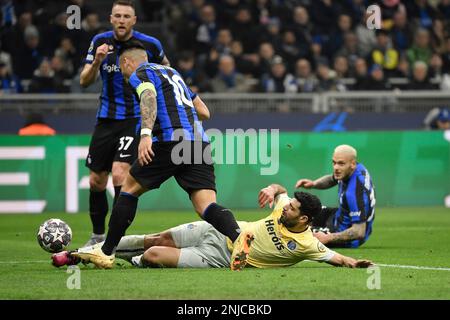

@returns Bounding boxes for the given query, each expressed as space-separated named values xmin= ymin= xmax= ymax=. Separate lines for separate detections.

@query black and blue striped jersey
xmin=85 ymin=30 xmax=165 ymax=120
xmin=334 ymin=163 xmax=376 ymax=248
xmin=128 ymin=63 xmax=209 ymax=143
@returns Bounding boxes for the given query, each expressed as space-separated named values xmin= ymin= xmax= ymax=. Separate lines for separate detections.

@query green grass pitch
xmin=0 ymin=207 xmax=449 ymax=300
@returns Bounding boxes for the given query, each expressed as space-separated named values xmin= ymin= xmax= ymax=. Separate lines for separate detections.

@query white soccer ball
xmin=37 ymin=219 xmax=72 ymax=253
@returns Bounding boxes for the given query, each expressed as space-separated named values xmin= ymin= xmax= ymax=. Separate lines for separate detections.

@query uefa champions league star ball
xmin=37 ymin=219 xmax=72 ymax=253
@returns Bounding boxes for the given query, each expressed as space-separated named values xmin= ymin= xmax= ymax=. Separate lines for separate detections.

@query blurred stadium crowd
xmin=1 ymin=0 xmax=450 ymax=95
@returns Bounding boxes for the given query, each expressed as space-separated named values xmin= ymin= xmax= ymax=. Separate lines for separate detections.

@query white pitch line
xmin=303 ymin=260 xmax=450 ymax=271
xmin=377 ymin=263 xmax=450 ymax=271
xmin=0 ymin=260 xmax=49 ymax=264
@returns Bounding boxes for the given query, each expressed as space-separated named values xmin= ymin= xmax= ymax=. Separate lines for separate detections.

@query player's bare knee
xmin=111 ymin=165 xmax=128 ymax=186
xmin=111 ymin=162 xmax=130 ymax=185
xmin=89 ymin=171 xmax=108 ymax=191
xmin=142 ymin=247 xmax=164 ymax=267
xmin=111 ymin=172 xmax=126 ymax=186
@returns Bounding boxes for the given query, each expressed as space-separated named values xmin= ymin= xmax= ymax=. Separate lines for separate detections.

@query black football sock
xmin=202 ymin=203 xmax=241 ymax=242
xmin=89 ymin=190 xmax=108 ymax=235
xmin=102 ymin=192 xmax=138 ymax=256
xmin=113 ymin=186 xmax=121 ymax=207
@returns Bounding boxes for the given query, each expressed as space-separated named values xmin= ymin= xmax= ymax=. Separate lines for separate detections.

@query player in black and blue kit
xmin=72 ymin=41 xmax=254 ymax=270
xmin=295 ymin=145 xmax=375 ymax=248
xmin=80 ymin=0 xmax=170 ymax=246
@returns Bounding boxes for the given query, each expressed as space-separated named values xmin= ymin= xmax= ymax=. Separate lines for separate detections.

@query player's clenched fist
xmin=95 ymin=43 xmax=110 ymax=63
xmin=295 ymin=179 xmax=315 ymax=189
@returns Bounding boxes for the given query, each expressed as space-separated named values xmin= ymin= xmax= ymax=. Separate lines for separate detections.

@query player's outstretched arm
xmin=193 ymin=96 xmax=210 ymax=120
xmin=296 ymin=175 xmax=338 ymax=190
xmin=295 ymin=178 xmax=315 ymax=189
xmin=327 ymin=252 xmax=373 ymax=268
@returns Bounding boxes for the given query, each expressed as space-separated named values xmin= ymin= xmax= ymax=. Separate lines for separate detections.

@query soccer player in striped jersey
xmin=295 ymin=145 xmax=376 ymax=248
xmin=80 ymin=0 xmax=170 ymax=247
xmin=71 ymin=41 xmax=253 ymax=270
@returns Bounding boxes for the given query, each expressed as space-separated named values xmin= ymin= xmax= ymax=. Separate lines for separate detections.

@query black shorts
xmin=130 ymin=141 xmax=216 ymax=195
xmin=86 ymin=118 xmax=141 ymax=172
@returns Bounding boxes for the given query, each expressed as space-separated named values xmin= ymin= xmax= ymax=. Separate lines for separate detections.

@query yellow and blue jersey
xmin=229 ymin=194 xmax=336 ymax=268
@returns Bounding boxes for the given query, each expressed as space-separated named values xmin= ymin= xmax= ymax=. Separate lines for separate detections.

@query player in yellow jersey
xmin=53 ymin=184 xmax=372 ymax=270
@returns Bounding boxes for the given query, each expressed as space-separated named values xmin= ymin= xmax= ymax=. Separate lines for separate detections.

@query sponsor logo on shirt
xmin=349 ymin=211 xmax=361 ymax=217
xmin=103 ymin=64 xmax=121 ymax=73
xmin=265 ymin=219 xmax=285 ymax=251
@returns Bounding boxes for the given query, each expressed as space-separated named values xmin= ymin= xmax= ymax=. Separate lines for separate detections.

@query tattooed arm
xmin=140 ymin=89 xmax=157 ymax=131
xmin=138 ymin=89 xmax=157 ymax=166
xmin=329 ymin=223 xmax=366 ymax=242
xmin=295 ymin=175 xmax=338 ymax=190
xmin=314 ymin=175 xmax=338 ymax=189
xmin=314 ymin=223 xmax=366 ymax=245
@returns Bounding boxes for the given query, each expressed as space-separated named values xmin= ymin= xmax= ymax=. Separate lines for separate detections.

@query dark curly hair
xmin=293 ymin=191 xmax=322 ymax=224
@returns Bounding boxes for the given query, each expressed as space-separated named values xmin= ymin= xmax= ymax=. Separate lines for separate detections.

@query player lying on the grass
xmin=53 ymin=184 xmax=372 ymax=269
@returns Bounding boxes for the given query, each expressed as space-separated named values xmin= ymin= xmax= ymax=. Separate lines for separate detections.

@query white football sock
xmin=115 ymin=235 xmax=145 ymax=262
xmin=131 ymin=254 xmax=144 ymax=268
